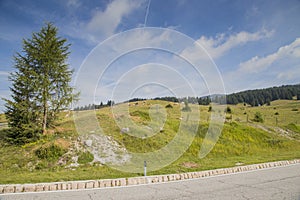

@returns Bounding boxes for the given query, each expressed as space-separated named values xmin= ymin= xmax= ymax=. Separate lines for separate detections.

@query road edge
xmin=1 ymin=159 xmax=299 ymax=194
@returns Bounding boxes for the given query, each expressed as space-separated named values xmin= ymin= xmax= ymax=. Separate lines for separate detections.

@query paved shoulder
xmin=1 ymin=164 xmax=300 ymax=200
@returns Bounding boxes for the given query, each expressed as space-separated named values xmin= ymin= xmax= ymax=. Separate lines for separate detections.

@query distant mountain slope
xmin=226 ymin=84 xmax=300 ymax=106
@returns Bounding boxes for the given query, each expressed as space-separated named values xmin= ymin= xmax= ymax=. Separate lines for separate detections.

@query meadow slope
xmin=0 ymin=100 xmax=299 ymax=184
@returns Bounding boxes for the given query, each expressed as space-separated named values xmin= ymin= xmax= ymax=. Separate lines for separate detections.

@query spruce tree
xmin=29 ymin=23 xmax=76 ymax=134
xmin=4 ymin=23 xmax=77 ymax=143
xmin=4 ymin=53 xmax=40 ymax=144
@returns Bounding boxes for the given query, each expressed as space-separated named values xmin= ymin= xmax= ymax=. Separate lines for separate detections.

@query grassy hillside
xmin=0 ymin=113 xmax=7 ymax=123
xmin=0 ymin=100 xmax=299 ymax=184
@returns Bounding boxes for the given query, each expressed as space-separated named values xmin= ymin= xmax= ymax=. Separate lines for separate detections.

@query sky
xmin=0 ymin=0 xmax=300 ymax=110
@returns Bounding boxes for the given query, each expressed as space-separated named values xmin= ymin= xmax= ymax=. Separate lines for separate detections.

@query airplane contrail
xmin=144 ymin=0 xmax=151 ymax=27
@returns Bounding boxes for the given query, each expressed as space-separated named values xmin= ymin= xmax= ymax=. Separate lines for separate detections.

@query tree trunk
xmin=42 ymin=101 xmax=47 ymax=135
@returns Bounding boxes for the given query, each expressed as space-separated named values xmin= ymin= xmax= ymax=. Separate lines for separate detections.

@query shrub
xmin=5 ymin=125 xmax=41 ymax=145
xmin=165 ymin=104 xmax=173 ymax=108
xmin=226 ymin=115 xmax=232 ymax=120
xmin=208 ymin=106 xmax=212 ymax=112
xmin=226 ymin=106 xmax=232 ymax=114
xmin=78 ymin=151 xmax=94 ymax=164
xmin=274 ymin=112 xmax=279 ymax=115
xmin=285 ymin=123 xmax=300 ymax=133
xmin=35 ymin=143 xmax=66 ymax=161
xmin=253 ymin=112 xmax=264 ymax=123
xmin=35 ymin=161 xmax=48 ymax=170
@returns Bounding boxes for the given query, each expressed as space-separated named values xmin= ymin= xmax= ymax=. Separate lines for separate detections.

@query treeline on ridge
xmin=226 ymin=84 xmax=300 ymax=106
xmin=76 ymin=84 xmax=300 ymax=111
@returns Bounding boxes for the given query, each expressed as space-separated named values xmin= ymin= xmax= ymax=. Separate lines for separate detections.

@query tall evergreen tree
xmin=4 ymin=23 xmax=77 ymax=142
xmin=31 ymin=23 xmax=77 ymax=134
xmin=4 ymin=53 xmax=40 ymax=143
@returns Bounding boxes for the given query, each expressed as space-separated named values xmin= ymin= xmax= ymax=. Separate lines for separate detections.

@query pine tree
xmin=4 ymin=53 xmax=40 ymax=144
xmin=30 ymin=23 xmax=77 ymax=134
xmin=4 ymin=23 xmax=77 ymax=142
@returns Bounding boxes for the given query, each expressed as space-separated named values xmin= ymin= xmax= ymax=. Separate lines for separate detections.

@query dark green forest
xmin=225 ymin=84 xmax=300 ymax=106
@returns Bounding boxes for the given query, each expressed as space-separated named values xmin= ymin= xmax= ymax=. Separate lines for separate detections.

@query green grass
xmin=0 ymin=165 xmax=134 ymax=184
xmin=285 ymin=123 xmax=300 ymax=133
xmin=0 ymin=113 xmax=7 ymax=123
xmin=0 ymin=100 xmax=300 ymax=184
xmin=78 ymin=151 xmax=94 ymax=164
xmin=230 ymin=100 xmax=300 ymax=126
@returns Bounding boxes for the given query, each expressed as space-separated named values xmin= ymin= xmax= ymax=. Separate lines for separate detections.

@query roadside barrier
xmin=0 ymin=159 xmax=299 ymax=194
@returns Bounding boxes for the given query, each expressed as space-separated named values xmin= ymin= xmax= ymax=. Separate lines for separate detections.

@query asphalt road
xmin=1 ymin=164 xmax=300 ymax=200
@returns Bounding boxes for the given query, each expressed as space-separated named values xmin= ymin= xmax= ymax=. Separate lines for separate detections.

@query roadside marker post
xmin=144 ymin=161 xmax=147 ymax=177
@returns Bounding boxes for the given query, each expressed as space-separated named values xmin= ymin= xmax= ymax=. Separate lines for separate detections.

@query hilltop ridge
xmin=74 ymin=84 xmax=300 ymax=111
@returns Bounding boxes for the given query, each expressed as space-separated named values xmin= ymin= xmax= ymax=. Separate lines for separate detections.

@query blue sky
xmin=0 ymin=0 xmax=300 ymax=110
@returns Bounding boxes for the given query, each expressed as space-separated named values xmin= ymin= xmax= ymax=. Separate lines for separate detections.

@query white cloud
xmin=195 ymin=28 xmax=274 ymax=59
xmin=77 ymin=28 xmax=283 ymax=106
xmin=239 ymin=38 xmax=300 ymax=73
xmin=223 ymin=37 xmax=300 ymax=93
xmin=178 ymin=29 xmax=273 ymax=95
xmin=74 ymin=28 xmax=225 ymax=106
xmin=62 ymin=0 xmax=146 ymax=45
xmin=74 ymin=28 xmax=180 ymax=106
xmin=85 ymin=0 xmax=144 ymax=43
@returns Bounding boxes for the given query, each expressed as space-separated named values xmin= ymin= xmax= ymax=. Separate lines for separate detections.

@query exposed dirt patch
xmin=54 ymin=138 xmax=71 ymax=149
xmin=182 ymin=162 xmax=199 ymax=168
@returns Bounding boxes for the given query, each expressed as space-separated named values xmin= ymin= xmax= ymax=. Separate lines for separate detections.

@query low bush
xmin=35 ymin=143 xmax=66 ymax=161
xmin=165 ymin=104 xmax=173 ymax=108
xmin=226 ymin=106 xmax=232 ymax=114
xmin=78 ymin=151 xmax=94 ymax=164
xmin=253 ymin=112 xmax=264 ymax=123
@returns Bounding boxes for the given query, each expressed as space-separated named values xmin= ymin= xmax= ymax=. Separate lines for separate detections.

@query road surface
xmin=1 ymin=164 xmax=300 ymax=200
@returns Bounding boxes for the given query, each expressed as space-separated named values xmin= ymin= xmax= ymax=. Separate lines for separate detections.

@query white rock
xmin=121 ymin=127 xmax=129 ymax=133
xmin=84 ymin=140 xmax=93 ymax=147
